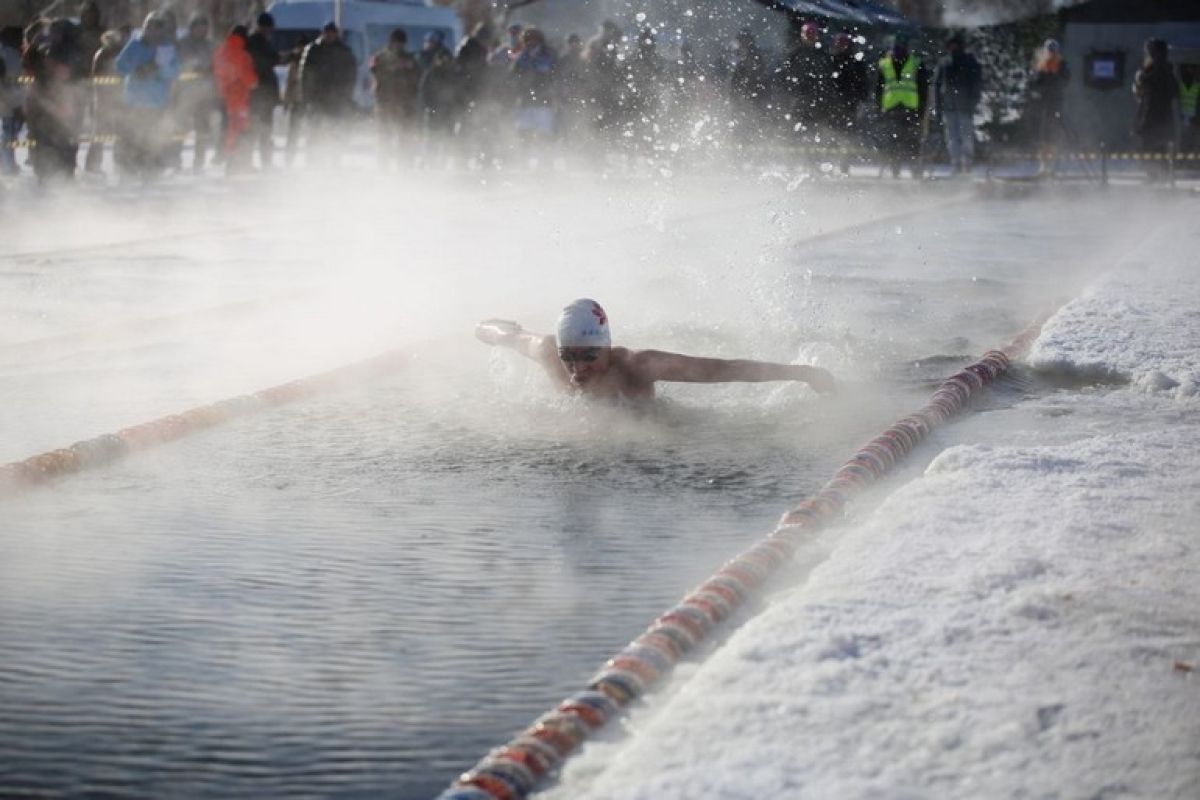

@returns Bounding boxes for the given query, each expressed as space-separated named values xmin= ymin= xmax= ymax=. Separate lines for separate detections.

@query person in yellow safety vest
xmin=1180 ymin=64 xmax=1199 ymax=152
xmin=875 ymin=35 xmax=929 ymax=179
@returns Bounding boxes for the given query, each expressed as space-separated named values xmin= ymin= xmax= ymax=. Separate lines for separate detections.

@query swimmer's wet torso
xmin=475 ymin=299 xmax=836 ymax=400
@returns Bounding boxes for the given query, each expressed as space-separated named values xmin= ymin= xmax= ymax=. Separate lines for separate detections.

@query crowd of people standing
xmin=1 ymin=4 xmax=284 ymax=180
xmin=1 ymin=3 xmax=1198 ymax=184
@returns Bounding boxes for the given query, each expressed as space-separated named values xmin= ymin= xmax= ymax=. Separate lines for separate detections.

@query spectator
xmin=875 ymin=34 xmax=929 ymax=179
xmin=0 ymin=46 xmax=13 ymax=174
xmin=418 ymin=29 xmax=458 ymax=151
xmin=779 ymin=21 xmax=830 ymax=138
xmin=511 ymin=27 xmax=557 ymax=146
xmin=24 ymin=18 xmax=85 ymax=182
xmin=584 ymin=19 xmax=622 ymax=136
xmin=455 ymin=22 xmax=493 ymax=114
xmin=83 ymin=28 xmax=125 ymax=173
xmin=282 ymin=37 xmax=310 ymax=164
xmin=934 ymin=32 xmax=982 ymax=174
xmin=299 ymin=23 xmax=357 ymax=153
xmin=175 ymin=13 xmax=216 ymax=173
xmin=213 ymin=24 xmax=257 ymax=173
xmin=559 ymin=32 xmax=584 ymax=79
xmin=157 ymin=8 xmax=182 ymax=170
xmin=1027 ymin=38 xmax=1069 ymax=171
xmin=1180 ymin=63 xmax=1199 ymax=152
xmin=76 ymin=1 xmax=104 ymax=76
xmin=245 ymin=13 xmax=281 ymax=169
xmin=556 ymin=32 xmax=587 ymax=140
xmin=114 ymin=12 xmax=180 ymax=178
xmin=1133 ymin=38 xmax=1178 ymax=181
xmin=0 ymin=25 xmax=23 ymax=175
xmin=418 ymin=29 xmax=453 ymax=73
xmin=454 ymin=22 xmax=495 ymax=164
xmin=490 ymin=23 xmax=522 ymax=66
xmin=370 ymin=28 xmax=420 ymax=164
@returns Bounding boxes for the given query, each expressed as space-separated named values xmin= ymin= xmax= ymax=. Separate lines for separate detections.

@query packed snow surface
xmin=546 ymin=234 xmax=1200 ymax=797
xmin=1029 ymin=261 xmax=1200 ymax=397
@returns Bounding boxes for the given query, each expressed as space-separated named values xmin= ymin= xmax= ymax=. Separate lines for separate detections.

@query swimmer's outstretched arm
xmin=475 ymin=319 xmax=558 ymax=365
xmin=632 ymin=350 xmax=837 ymax=394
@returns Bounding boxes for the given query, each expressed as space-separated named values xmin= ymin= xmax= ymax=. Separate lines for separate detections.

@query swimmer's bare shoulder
xmin=606 ymin=348 xmax=655 ymax=397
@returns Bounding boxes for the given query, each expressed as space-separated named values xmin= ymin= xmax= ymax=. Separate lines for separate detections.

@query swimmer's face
xmin=558 ymin=346 xmax=610 ymax=387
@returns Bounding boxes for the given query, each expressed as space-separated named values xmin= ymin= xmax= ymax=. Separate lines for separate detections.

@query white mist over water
xmin=1 ymin=166 xmax=1194 ymax=799
xmin=3 ymin=170 xmax=964 ymax=459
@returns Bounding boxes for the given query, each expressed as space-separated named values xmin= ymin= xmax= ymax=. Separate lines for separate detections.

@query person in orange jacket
xmin=213 ymin=25 xmax=257 ymax=172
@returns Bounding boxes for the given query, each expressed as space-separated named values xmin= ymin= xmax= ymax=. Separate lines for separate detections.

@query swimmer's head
xmin=556 ymin=299 xmax=611 ymax=349
xmin=556 ymin=299 xmax=611 ymax=387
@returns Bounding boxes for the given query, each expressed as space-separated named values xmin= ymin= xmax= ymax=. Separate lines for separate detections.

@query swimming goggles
xmin=558 ymin=348 xmax=602 ymax=364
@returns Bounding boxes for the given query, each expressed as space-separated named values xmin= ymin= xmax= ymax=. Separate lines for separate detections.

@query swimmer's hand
xmin=475 ymin=318 xmax=523 ymax=346
xmin=797 ymin=365 xmax=837 ymax=395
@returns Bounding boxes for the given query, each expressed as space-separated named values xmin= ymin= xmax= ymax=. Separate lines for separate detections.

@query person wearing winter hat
xmin=475 ymin=299 xmax=835 ymax=400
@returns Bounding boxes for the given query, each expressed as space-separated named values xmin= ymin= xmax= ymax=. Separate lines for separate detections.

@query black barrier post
xmin=1100 ymin=142 xmax=1108 ymax=186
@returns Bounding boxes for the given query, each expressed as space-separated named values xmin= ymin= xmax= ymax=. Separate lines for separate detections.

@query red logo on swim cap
xmin=591 ymin=304 xmax=607 ymax=326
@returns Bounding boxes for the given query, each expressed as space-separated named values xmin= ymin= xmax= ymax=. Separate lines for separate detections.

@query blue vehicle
xmin=266 ymin=0 xmax=462 ymax=109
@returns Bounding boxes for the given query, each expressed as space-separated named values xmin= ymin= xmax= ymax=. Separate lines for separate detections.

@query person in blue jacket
xmin=115 ymin=12 xmax=179 ymax=177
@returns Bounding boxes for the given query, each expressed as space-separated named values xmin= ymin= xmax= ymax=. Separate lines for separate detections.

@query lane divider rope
xmin=1 ymin=224 xmax=258 ymax=261
xmin=0 ymin=348 xmax=407 ymax=498
xmin=0 ymin=289 xmax=313 ymax=362
xmin=437 ymin=313 xmax=1051 ymax=800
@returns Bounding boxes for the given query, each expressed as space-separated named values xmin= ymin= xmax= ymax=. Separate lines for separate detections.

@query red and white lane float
xmin=439 ymin=315 xmax=1051 ymax=800
xmin=0 ymin=349 xmax=408 ymax=498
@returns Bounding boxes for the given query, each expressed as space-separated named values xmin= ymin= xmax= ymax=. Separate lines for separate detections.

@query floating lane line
xmin=0 ymin=288 xmax=316 ymax=363
xmin=0 ymin=225 xmax=259 ymax=263
xmin=437 ymin=311 xmax=1053 ymax=800
xmin=0 ymin=348 xmax=408 ymax=498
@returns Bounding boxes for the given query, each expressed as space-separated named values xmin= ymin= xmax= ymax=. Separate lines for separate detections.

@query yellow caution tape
xmin=987 ymin=150 xmax=1199 ymax=162
xmin=5 ymin=133 xmax=190 ymax=149
xmin=16 ymin=71 xmax=207 ymax=86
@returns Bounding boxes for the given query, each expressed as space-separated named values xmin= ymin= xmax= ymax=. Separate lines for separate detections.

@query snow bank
xmin=544 ymin=263 xmax=1200 ymax=798
xmin=1029 ymin=265 xmax=1200 ymax=397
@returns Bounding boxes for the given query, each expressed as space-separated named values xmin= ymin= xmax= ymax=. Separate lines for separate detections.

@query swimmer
xmin=475 ymin=298 xmax=836 ymax=400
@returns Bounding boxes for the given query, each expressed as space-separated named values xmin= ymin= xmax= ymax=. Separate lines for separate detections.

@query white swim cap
xmin=555 ymin=299 xmax=611 ymax=348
